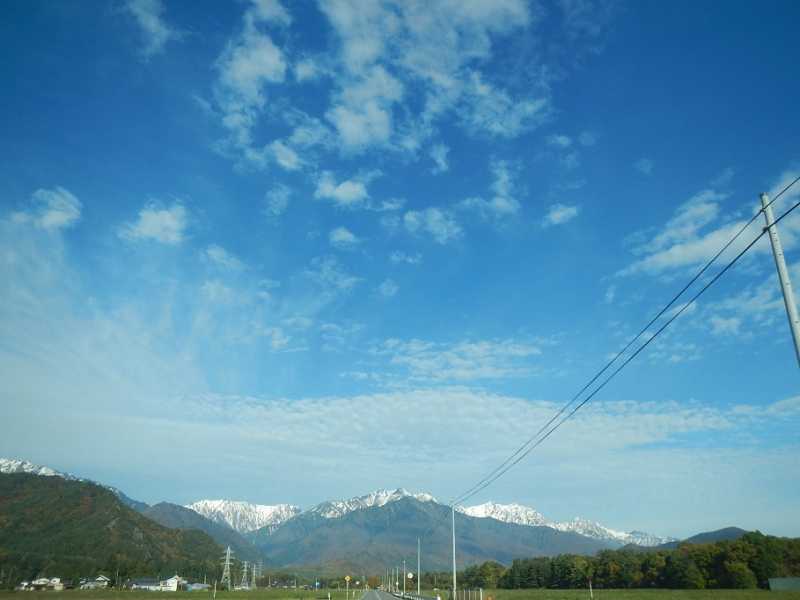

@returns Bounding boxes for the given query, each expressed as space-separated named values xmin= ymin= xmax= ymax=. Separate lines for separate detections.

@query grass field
xmin=2 ymin=589 xmax=800 ymax=600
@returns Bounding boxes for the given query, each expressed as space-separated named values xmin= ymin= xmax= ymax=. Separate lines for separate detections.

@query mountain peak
xmin=460 ymin=500 xmax=676 ymax=547
xmin=0 ymin=458 xmax=77 ymax=480
xmin=309 ymin=487 xmax=438 ymax=519
xmin=186 ymin=499 xmax=301 ymax=534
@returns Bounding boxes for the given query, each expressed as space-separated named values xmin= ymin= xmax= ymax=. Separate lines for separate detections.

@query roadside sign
xmin=345 ymin=576 xmax=351 ymax=583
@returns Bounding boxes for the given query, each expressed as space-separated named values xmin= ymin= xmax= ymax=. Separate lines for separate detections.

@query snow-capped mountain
xmin=187 ymin=499 xmax=301 ymax=534
xmin=462 ymin=501 xmax=548 ymax=526
xmin=0 ymin=458 xmax=78 ymax=479
xmin=309 ymin=488 xmax=437 ymax=519
xmin=2 ymin=459 xmax=675 ymax=547
xmin=460 ymin=501 xmax=676 ymax=547
xmin=0 ymin=457 xmax=149 ymax=511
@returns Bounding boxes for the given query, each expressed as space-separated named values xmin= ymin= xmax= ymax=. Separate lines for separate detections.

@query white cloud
xmin=404 ymin=207 xmax=462 ymax=244
xmin=547 ymin=134 xmax=572 ymax=148
xmin=460 ymin=160 xmax=521 ymax=219
xmin=390 ymin=251 xmax=422 ymax=265
xmin=329 ymin=226 xmax=360 ymax=249
xmin=201 ymin=279 xmax=237 ymax=305
xmin=270 ymin=140 xmax=302 ymax=170
xmin=430 ymin=143 xmax=450 ymax=174
xmin=375 ymin=198 xmax=405 ymax=212
xmin=604 ymin=285 xmax=616 ymax=304
xmin=634 ymin=157 xmax=654 ymax=175
xmin=710 ymin=315 xmax=741 ymax=336
xmin=377 ymin=278 xmax=399 ymax=298
xmin=294 ymin=58 xmax=321 ymax=82
xmin=314 ymin=171 xmax=374 ymax=208
xmin=325 ymin=65 xmax=404 ymax=150
xmin=372 ymin=337 xmax=545 ymax=382
xmin=12 ymin=187 xmax=82 ymax=231
xmin=204 ymin=245 xmax=244 ymax=271
xmin=211 ymin=1 xmax=290 ymax=165
xmin=246 ymin=0 xmax=291 ymax=27
xmin=264 ymin=185 xmax=291 ymax=217
xmin=305 ymin=256 xmax=361 ymax=293
xmin=461 ymin=71 xmax=550 ymax=138
xmin=124 ymin=0 xmax=179 ymax=57
xmin=618 ymin=171 xmax=800 ymax=277
xmin=542 ymin=203 xmax=580 ymax=227
xmin=119 ymin=202 xmax=187 ymax=245
xmin=317 ymin=0 xmax=546 ymax=151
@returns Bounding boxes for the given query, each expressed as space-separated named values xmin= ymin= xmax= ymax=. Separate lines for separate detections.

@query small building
xmin=31 ymin=577 xmax=51 ymax=591
xmin=769 ymin=577 xmax=800 ymax=591
xmin=49 ymin=578 xmax=64 ymax=591
xmin=160 ymin=575 xmax=187 ymax=592
xmin=80 ymin=575 xmax=111 ymax=590
xmin=187 ymin=583 xmax=211 ymax=592
xmin=15 ymin=581 xmax=30 ymax=591
xmin=130 ymin=578 xmax=161 ymax=591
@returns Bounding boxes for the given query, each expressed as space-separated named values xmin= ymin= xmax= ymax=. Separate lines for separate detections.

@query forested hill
xmin=474 ymin=531 xmax=800 ymax=590
xmin=0 ymin=473 xmax=220 ymax=584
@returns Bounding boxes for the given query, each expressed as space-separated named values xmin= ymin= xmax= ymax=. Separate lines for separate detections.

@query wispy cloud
xmin=404 ymin=207 xmax=462 ymax=244
xmin=204 ymin=244 xmax=245 ymax=270
xmin=634 ymin=157 xmax=654 ymax=175
xmin=460 ymin=160 xmax=521 ymax=219
xmin=315 ymin=171 xmax=377 ymax=208
xmin=377 ymin=278 xmax=399 ymax=298
xmin=12 ymin=187 xmax=82 ymax=231
xmin=390 ymin=251 xmax=422 ymax=265
xmin=119 ymin=202 xmax=188 ymax=244
xmin=329 ymin=226 xmax=361 ymax=249
xmin=542 ymin=203 xmax=580 ymax=227
xmin=264 ymin=185 xmax=291 ymax=218
xmin=304 ymin=255 xmax=361 ymax=293
xmin=430 ymin=143 xmax=450 ymax=174
xmin=124 ymin=0 xmax=180 ymax=58
xmin=370 ymin=337 xmax=546 ymax=382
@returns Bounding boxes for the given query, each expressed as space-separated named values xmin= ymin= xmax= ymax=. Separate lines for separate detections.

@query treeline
xmin=457 ymin=532 xmax=800 ymax=590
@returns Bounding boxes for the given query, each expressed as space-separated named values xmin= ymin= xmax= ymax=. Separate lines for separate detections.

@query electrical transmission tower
xmin=251 ymin=561 xmax=260 ymax=589
xmin=220 ymin=546 xmax=234 ymax=591
xmin=240 ymin=561 xmax=249 ymax=590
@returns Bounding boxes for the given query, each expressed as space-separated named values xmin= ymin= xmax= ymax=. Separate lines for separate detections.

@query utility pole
xmin=761 ymin=192 xmax=800 ymax=367
xmin=451 ymin=505 xmax=457 ymax=600
xmin=417 ymin=538 xmax=421 ymax=598
xmin=403 ymin=560 xmax=406 ymax=596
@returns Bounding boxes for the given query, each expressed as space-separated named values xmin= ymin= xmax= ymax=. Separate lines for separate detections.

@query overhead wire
xmin=450 ymin=176 xmax=800 ymax=507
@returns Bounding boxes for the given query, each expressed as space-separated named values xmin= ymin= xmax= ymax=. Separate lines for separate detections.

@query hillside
xmin=0 ymin=473 xmax=220 ymax=583
xmin=654 ymin=526 xmax=750 ymax=550
xmin=143 ymin=502 xmax=262 ymax=562
xmin=254 ymin=496 xmax=611 ymax=571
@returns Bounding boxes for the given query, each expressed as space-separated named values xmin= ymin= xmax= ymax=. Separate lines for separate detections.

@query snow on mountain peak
xmin=460 ymin=501 xmax=548 ymax=526
xmin=186 ymin=499 xmax=301 ymax=533
xmin=0 ymin=458 xmax=77 ymax=480
xmin=310 ymin=488 xmax=438 ymax=519
xmin=461 ymin=500 xmax=676 ymax=547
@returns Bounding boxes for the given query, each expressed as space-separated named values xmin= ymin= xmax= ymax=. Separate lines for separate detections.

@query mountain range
xmin=4 ymin=457 xmax=748 ymax=574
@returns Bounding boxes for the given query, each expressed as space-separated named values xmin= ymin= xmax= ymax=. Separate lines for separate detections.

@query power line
xmin=449 ymin=175 xmax=799 ymax=506
xmin=451 ymin=180 xmax=800 ymax=506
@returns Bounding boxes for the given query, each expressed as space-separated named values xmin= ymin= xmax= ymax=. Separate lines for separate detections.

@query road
xmin=361 ymin=591 xmax=437 ymax=600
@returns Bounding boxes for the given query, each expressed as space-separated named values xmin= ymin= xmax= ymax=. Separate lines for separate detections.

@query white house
xmin=80 ymin=575 xmax=111 ymax=590
xmin=159 ymin=575 xmax=187 ymax=592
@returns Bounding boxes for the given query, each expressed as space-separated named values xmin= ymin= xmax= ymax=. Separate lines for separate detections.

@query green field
xmin=2 ymin=589 xmax=800 ymax=600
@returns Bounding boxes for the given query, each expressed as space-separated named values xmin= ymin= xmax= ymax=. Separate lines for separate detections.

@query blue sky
xmin=1 ymin=0 xmax=799 ymax=539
